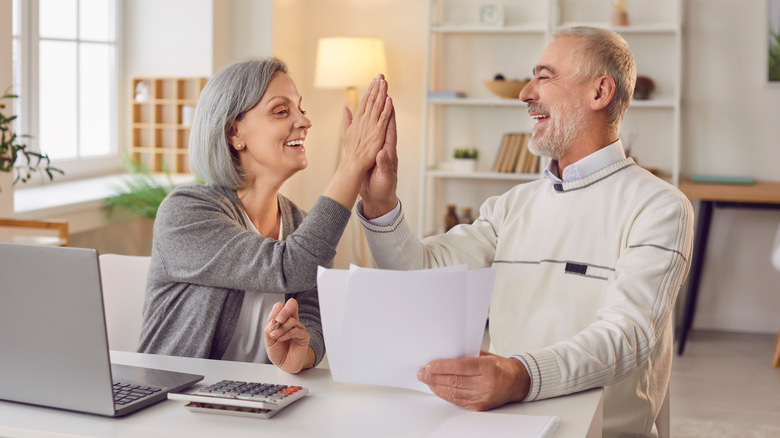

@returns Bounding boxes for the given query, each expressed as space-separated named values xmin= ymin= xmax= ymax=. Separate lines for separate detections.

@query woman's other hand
xmin=264 ymin=298 xmax=315 ymax=373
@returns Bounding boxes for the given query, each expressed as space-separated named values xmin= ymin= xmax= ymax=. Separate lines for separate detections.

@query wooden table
xmin=676 ymin=180 xmax=780 ymax=355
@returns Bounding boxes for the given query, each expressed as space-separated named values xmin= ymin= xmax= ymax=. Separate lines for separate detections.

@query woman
xmin=138 ymin=57 xmax=393 ymax=373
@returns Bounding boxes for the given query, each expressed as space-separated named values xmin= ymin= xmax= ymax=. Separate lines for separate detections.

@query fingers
xmin=355 ymin=74 xmax=381 ymax=118
xmin=420 ymin=357 xmax=484 ymax=377
xmin=272 ymin=297 xmax=299 ymax=326
xmin=269 ymin=321 xmax=310 ymax=344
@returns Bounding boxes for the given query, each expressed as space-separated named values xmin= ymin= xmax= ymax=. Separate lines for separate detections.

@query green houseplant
xmin=770 ymin=25 xmax=780 ymax=82
xmin=453 ymin=147 xmax=479 ymax=172
xmin=0 ymin=92 xmax=62 ymax=189
xmin=103 ymin=154 xmax=177 ymax=220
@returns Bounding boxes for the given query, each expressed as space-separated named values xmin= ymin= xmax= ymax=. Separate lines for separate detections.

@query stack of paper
xmin=316 ymin=265 xmax=495 ymax=393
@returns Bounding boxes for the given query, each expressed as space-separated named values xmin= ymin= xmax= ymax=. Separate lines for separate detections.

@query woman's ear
xmin=590 ymin=75 xmax=616 ymax=111
xmin=227 ymin=122 xmax=244 ymax=151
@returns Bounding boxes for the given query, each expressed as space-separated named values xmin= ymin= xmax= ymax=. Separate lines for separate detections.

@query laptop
xmin=0 ymin=242 xmax=203 ymax=417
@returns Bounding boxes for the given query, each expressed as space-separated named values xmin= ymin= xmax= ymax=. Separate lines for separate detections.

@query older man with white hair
xmin=358 ymin=26 xmax=694 ymax=438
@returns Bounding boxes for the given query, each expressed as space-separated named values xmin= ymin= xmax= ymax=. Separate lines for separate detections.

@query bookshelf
xmin=418 ymin=0 xmax=682 ymax=236
xmin=130 ymin=77 xmax=208 ymax=174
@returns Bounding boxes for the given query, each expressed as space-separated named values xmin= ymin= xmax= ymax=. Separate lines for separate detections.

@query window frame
xmin=12 ymin=0 xmax=124 ymax=184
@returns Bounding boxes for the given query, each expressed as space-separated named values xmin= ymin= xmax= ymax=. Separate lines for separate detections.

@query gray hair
xmin=553 ymin=26 xmax=636 ymax=129
xmin=189 ymin=57 xmax=288 ymax=189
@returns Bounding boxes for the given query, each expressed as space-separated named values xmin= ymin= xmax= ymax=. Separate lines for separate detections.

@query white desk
xmin=0 ymin=351 xmax=603 ymax=438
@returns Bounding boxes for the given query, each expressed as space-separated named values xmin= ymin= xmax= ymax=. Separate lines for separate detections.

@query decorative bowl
xmin=482 ymin=79 xmax=530 ymax=99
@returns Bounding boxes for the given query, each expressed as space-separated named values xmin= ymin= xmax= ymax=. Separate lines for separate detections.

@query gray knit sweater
xmin=138 ymin=184 xmax=351 ymax=366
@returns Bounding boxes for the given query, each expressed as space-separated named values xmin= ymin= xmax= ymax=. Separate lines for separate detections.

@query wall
xmin=124 ymin=0 xmax=215 ymax=77
xmin=272 ymin=0 xmax=427 ymax=269
xmin=682 ymin=0 xmax=780 ymax=333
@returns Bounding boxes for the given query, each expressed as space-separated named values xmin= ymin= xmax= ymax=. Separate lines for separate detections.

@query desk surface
xmin=678 ymin=180 xmax=780 ymax=203
xmin=0 ymin=351 xmax=603 ymax=438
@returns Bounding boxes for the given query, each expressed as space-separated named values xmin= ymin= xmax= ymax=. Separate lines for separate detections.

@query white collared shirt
xmin=543 ymin=140 xmax=626 ymax=183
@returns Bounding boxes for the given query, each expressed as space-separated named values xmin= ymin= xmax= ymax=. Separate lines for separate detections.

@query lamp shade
xmin=314 ymin=37 xmax=387 ymax=89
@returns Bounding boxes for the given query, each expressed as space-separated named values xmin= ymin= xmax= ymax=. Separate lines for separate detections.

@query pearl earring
xmin=236 ymin=143 xmax=243 ymax=150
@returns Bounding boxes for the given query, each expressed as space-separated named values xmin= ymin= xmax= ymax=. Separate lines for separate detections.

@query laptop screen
xmin=0 ymin=243 xmax=117 ymax=415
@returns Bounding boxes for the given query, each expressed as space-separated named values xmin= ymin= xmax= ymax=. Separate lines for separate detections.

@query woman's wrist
xmin=302 ymin=346 xmax=316 ymax=370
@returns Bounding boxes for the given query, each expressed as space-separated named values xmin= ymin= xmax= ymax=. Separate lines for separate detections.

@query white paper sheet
xmin=317 ymin=265 xmax=495 ymax=393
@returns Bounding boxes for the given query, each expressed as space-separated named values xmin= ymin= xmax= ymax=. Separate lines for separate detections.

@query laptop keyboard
xmin=113 ymin=381 xmax=163 ymax=406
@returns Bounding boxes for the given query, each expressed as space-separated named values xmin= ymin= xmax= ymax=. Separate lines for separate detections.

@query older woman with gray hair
xmin=139 ymin=57 xmax=393 ymax=373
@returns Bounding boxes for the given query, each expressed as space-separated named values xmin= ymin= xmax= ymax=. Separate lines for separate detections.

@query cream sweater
xmin=361 ymin=158 xmax=694 ymax=437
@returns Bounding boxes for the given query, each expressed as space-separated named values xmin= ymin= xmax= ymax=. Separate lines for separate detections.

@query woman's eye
xmin=275 ymin=109 xmax=289 ymax=116
xmin=300 ymin=109 xmax=307 ymax=116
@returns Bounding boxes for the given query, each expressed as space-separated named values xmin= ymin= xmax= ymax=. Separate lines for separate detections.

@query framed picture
xmin=769 ymin=0 xmax=780 ymax=83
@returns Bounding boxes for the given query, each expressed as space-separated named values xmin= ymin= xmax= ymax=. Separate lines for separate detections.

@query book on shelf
xmin=492 ymin=133 xmax=535 ymax=174
xmin=513 ymin=134 xmax=530 ymax=173
xmin=428 ymin=90 xmax=466 ymax=99
xmin=501 ymin=134 xmax=521 ymax=173
xmin=492 ymin=134 xmax=512 ymax=172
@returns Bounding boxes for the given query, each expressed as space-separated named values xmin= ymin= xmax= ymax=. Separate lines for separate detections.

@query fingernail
xmin=417 ymin=370 xmax=425 ymax=381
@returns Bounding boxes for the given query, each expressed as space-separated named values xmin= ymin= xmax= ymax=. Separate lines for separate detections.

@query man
xmin=357 ymin=26 xmax=693 ymax=437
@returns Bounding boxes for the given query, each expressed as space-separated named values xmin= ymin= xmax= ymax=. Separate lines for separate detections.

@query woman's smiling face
xmin=230 ymin=72 xmax=312 ymax=183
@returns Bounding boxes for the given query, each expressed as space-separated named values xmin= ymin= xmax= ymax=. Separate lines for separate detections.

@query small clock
xmin=479 ymin=4 xmax=505 ymax=27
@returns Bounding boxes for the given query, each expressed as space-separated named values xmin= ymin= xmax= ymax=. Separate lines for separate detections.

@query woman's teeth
xmin=285 ymin=140 xmax=304 ymax=147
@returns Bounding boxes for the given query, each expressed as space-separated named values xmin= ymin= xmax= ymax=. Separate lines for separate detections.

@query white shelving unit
xmin=418 ymin=0 xmax=682 ymax=236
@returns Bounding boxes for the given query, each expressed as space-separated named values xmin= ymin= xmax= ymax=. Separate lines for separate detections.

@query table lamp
xmin=314 ymin=37 xmax=388 ymax=112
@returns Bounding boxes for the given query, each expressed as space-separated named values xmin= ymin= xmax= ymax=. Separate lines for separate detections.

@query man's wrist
xmin=508 ymin=356 xmax=531 ymax=403
xmin=362 ymin=196 xmax=399 ymax=219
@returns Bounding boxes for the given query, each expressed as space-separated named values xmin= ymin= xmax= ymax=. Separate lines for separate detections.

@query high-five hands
xmin=416 ymin=350 xmax=531 ymax=411
xmin=264 ymin=298 xmax=315 ymax=374
xmin=340 ymin=74 xmax=394 ymax=177
xmin=324 ymin=74 xmax=394 ymax=209
xmin=359 ymin=102 xmax=398 ymax=219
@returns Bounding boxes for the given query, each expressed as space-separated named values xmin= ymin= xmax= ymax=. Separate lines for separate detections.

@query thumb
xmin=341 ymin=106 xmax=353 ymax=136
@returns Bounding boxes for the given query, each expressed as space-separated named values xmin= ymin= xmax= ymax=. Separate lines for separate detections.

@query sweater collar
xmin=544 ymin=139 xmax=626 ymax=184
xmin=552 ymin=157 xmax=636 ymax=192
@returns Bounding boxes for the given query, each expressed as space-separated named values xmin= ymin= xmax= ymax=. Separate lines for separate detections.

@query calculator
xmin=167 ymin=379 xmax=308 ymax=418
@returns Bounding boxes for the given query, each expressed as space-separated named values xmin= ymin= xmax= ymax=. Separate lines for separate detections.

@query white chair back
xmin=99 ymin=254 xmax=151 ymax=352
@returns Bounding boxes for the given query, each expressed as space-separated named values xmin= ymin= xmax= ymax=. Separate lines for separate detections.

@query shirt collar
xmin=543 ymin=140 xmax=626 ymax=183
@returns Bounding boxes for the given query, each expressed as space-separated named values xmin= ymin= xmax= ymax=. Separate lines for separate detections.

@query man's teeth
xmin=531 ymin=115 xmax=548 ymax=120
xmin=285 ymin=140 xmax=304 ymax=146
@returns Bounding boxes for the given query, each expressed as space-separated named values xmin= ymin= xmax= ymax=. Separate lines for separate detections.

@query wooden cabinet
xmin=130 ymin=77 xmax=208 ymax=174
xmin=419 ymin=0 xmax=682 ymax=235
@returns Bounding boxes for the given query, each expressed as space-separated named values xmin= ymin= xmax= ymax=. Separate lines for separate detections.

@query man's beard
xmin=527 ymin=101 xmax=586 ymax=160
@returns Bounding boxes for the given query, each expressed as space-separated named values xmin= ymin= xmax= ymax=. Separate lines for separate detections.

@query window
xmin=12 ymin=0 xmax=119 ymax=181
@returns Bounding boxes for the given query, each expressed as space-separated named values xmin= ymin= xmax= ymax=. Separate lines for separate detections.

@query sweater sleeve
xmin=360 ymin=198 xmax=501 ymax=270
xmin=154 ymin=187 xmax=350 ymax=294
xmin=518 ymin=190 xmax=694 ymax=402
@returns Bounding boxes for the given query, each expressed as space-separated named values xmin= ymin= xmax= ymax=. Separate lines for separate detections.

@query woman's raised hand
xmin=324 ymin=74 xmax=394 ymax=209
xmin=340 ymin=74 xmax=394 ymax=173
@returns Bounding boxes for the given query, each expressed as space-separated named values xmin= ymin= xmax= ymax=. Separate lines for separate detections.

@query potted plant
xmin=453 ymin=147 xmax=479 ymax=172
xmin=103 ymin=154 xmax=177 ymax=220
xmin=0 ymin=91 xmax=62 ymax=190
